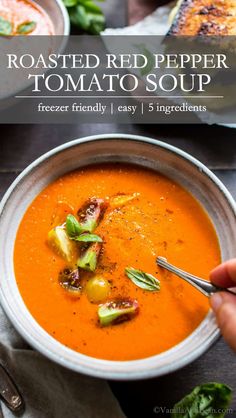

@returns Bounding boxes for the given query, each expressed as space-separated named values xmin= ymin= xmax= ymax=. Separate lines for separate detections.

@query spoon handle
xmin=157 ymin=257 xmax=236 ymax=297
xmin=0 ymin=364 xmax=24 ymax=412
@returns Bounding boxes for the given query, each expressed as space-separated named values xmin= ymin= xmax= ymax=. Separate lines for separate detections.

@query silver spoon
xmin=0 ymin=364 xmax=24 ymax=413
xmin=157 ymin=256 xmax=236 ymax=297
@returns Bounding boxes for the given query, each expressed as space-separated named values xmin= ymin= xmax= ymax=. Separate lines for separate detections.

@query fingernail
xmin=210 ymin=293 xmax=223 ymax=313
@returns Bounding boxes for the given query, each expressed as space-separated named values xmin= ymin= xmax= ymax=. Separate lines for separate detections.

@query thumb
xmin=210 ymin=292 xmax=236 ymax=352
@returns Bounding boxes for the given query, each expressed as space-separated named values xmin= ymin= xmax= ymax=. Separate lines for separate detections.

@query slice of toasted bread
xmin=168 ymin=0 xmax=236 ymax=35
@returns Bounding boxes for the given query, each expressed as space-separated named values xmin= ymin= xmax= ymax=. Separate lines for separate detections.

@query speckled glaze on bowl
xmin=0 ymin=134 xmax=236 ymax=380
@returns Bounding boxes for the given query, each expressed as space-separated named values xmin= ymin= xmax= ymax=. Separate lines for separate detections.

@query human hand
xmin=210 ymin=260 xmax=236 ymax=352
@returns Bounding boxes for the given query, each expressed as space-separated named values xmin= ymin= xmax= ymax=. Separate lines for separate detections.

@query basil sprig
xmin=0 ymin=18 xmax=37 ymax=36
xmin=17 ymin=21 xmax=36 ymax=35
xmin=63 ymin=0 xmax=105 ymax=34
xmin=0 ymin=16 xmax=13 ymax=36
xmin=75 ymin=233 xmax=102 ymax=243
xmin=66 ymin=214 xmax=102 ymax=243
xmin=125 ymin=267 xmax=160 ymax=292
xmin=66 ymin=214 xmax=83 ymax=237
xmin=171 ymin=383 xmax=232 ymax=418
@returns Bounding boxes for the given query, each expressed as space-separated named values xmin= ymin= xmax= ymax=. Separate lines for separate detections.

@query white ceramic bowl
xmin=0 ymin=134 xmax=236 ymax=380
xmin=0 ymin=0 xmax=69 ymax=109
xmin=37 ymin=0 xmax=70 ymax=36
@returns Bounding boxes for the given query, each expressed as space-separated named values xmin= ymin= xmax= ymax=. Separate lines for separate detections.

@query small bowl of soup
xmin=0 ymin=0 xmax=69 ymax=36
xmin=0 ymin=0 xmax=69 ymax=109
xmin=0 ymin=134 xmax=236 ymax=380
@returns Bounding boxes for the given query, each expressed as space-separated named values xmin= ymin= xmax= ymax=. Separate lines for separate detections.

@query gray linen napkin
xmin=0 ymin=305 xmax=125 ymax=418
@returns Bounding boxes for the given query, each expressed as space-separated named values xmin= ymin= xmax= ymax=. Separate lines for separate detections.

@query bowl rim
xmin=0 ymin=133 xmax=235 ymax=380
xmin=53 ymin=0 xmax=70 ymax=36
xmin=23 ymin=0 xmax=70 ymax=36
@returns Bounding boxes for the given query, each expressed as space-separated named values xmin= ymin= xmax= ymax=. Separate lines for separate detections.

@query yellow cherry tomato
xmin=86 ymin=277 xmax=111 ymax=304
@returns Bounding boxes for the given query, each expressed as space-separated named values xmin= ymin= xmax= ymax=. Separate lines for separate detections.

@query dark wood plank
xmin=0 ymin=173 xmax=19 ymax=199
xmin=1 ymin=124 xmax=236 ymax=171
xmin=128 ymin=0 xmax=169 ymax=25
xmin=215 ymin=170 xmax=236 ymax=198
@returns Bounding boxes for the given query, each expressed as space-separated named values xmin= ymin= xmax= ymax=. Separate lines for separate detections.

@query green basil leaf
xmin=17 ymin=21 xmax=36 ymax=35
xmin=0 ymin=16 xmax=13 ymax=36
xmin=171 ymin=383 xmax=232 ymax=418
xmin=63 ymin=0 xmax=78 ymax=7
xmin=82 ymin=1 xmax=103 ymax=14
xmin=87 ymin=13 xmax=105 ymax=34
xmin=125 ymin=267 xmax=160 ymax=292
xmin=66 ymin=214 xmax=83 ymax=238
xmin=66 ymin=0 xmax=105 ymax=34
xmin=75 ymin=233 xmax=103 ymax=243
xmin=80 ymin=0 xmax=104 ymax=2
xmin=78 ymin=0 xmax=104 ymax=4
xmin=69 ymin=5 xmax=90 ymax=30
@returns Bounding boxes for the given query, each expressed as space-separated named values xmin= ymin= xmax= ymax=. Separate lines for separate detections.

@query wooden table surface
xmin=1 ymin=1 xmax=236 ymax=417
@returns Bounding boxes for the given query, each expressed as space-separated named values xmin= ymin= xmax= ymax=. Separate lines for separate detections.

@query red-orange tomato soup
xmin=14 ymin=164 xmax=220 ymax=361
xmin=0 ymin=0 xmax=54 ymax=35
